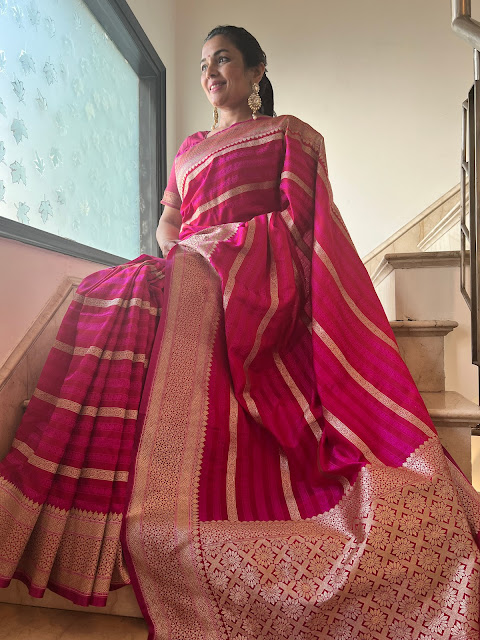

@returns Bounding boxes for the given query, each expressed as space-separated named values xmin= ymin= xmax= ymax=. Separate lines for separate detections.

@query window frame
xmin=0 ymin=0 xmax=166 ymax=266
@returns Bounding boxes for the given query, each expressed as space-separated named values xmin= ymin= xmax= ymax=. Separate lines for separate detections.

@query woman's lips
xmin=209 ymin=83 xmax=225 ymax=93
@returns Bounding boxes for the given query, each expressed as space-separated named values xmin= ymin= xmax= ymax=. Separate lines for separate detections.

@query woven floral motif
xmin=201 ymin=474 xmax=480 ymax=639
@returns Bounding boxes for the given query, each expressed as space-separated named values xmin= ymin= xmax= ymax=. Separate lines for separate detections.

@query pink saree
xmin=1 ymin=115 xmax=480 ymax=639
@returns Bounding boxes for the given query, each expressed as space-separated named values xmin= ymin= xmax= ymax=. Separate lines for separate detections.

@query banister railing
xmin=452 ymin=0 xmax=480 ymax=53
xmin=452 ymin=0 xmax=480 ymax=370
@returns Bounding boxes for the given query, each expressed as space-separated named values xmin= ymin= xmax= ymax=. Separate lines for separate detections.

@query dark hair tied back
xmin=205 ymin=25 xmax=275 ymax=117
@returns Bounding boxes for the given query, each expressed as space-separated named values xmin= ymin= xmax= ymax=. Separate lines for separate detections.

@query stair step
xmin=0 ymin=602 xmax=147 ymax=639
xmin=421 ymin=391 xmax=480 ymax=424
xmin=390 ymin=320 xmax=457 ymax=393
xmin=372 ymin=250 xmax=460 ymax=287
xmin=390 ymin=320 xmax=458 ymax=336
xmin=421 ymin=391 xmax=480 ymax=481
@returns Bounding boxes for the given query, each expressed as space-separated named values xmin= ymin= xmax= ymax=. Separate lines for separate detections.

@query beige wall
xmin=126 ymin=0 xmax=177 ymax=168
xmin=0 ymin=238 xmax=105 ymax=367
xmin=0 ymin=1 xmax=475 ymax=364
xmin=174 ymin=0 xmax=473 ymax=258
xmin=0 ymin=0 xmax=176 ymax=367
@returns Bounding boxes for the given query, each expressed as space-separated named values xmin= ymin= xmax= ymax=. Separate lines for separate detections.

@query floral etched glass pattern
xmin=0 ymin=0 xmax=140 ymax=258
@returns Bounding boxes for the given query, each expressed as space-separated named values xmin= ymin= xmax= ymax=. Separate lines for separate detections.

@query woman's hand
xmin=161 ymin=239 xmax=179 ymax=256
xmin=156 ymin=206 xmax=182 ymax=257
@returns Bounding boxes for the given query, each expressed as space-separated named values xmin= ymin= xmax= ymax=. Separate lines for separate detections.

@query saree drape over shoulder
xmin=1 ymin=116 xmax=480 ymax=639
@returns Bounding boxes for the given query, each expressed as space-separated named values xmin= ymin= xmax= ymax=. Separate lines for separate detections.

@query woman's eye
xmin=201 ymin=64 xmax=207 ymax=72
xmin=218 ymin=56 xmax=228 ymax=63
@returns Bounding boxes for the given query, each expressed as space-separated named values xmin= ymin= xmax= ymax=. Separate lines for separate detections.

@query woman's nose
xmin=206 ymin=62 xmax=217 ymax=77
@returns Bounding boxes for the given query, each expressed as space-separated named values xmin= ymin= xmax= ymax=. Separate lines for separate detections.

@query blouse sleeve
xmin=160 ymin=132 xmax=205 ymax=210
xmin=160 ymin=161 xmax=181 ymax=210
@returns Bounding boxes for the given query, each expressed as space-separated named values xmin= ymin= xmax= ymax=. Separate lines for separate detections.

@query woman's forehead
xmin=201 ymin=35 xmax=236 ymax=60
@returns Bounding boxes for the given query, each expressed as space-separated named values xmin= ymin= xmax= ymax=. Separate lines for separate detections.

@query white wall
xmin=0 ymin=0 xmax=176 ymax=367
xmin=173 ymin=0 xmax=473 ymax=258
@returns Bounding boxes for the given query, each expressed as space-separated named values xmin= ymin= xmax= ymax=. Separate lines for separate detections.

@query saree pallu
xmin=1 ymin=115 xmax=480 ymax=640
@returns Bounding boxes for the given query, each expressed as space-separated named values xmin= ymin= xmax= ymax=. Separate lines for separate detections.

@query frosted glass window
xmin=0 ymin=0 xmax=143 ymax=259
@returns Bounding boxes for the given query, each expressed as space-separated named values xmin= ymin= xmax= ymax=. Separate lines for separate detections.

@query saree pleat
xmin=0 ymin=256 xmax=165 ymax=605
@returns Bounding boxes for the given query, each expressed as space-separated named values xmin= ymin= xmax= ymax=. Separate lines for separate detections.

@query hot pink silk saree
xmin=2 ymin=116 xmax=480 ymax=639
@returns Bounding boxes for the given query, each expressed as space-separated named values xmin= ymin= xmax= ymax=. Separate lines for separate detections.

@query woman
xmin=1 ymin=25 xmax=480 ymax=640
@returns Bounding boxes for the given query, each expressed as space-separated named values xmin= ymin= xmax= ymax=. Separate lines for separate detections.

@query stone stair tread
xmin=421 ymin=391 xmax=480 ymax=423
xmin=372 ymin=250 xmax=460 ymax=286
xmin=384 ymin=250 xmax=460 ymax=266
xmin=390 ymin=320 xmax=458 ymax=336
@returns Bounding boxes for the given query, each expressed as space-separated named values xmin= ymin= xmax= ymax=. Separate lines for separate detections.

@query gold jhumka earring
xmin=248 ymin=82 xmax=261 ymax=120
xmin=212 ymin=106 xmax=219 ymax=130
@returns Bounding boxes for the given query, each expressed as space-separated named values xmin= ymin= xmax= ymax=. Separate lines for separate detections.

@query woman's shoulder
xmin=175 ymin=131 xmax=207 ymax=159
xmin=272 ymin=115 xmax=324 ymax=147
xmin=271 ymin=114 xmax=325 ymax=153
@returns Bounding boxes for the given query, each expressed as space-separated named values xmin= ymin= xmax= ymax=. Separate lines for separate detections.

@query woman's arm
xmin=156 ymin=205 xmax=182 ymax=256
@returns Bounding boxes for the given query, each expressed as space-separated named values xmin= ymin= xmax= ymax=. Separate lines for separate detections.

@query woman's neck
xmin=215 ymin=105 xmax=253 ymax=131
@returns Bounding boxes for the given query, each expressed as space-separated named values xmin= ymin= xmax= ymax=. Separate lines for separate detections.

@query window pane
xmin=0 ymin=0 xmax=140 ymax=259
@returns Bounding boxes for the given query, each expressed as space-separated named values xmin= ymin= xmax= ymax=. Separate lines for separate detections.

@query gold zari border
xmin=12 ymin=439 xmax=128 ymax=482
xmin=0 ymin=475 xmax=127 ymax=598
xmin=126 ymin=249 xmax=222 ymax=639
xmin=33 ymin=389 xmax=138 ymax=420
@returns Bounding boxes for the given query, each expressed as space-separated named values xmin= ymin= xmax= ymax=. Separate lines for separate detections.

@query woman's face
xmin=200 ymin=35 xmax=260 ymax=111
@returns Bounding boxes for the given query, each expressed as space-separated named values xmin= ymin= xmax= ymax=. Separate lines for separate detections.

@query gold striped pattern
xmin=33 ymin=388 xmax=138 ymax=419
xmin=302 ymin=314 xmax=313 ymax=335
xmin=315 ymin=164 xmax=355 ymax=248
xmin=312 ymin=323 xmax=434 ymax=439
xmin=316 ymin=162 xmax=333 ymax=201
xmin=286 ymin=128 xmax=320 ymax=161
xmin=313 ymin=241 xmax=399 ymax=352
xmin=242 ymin=214 xmax=278 ymax=422
xmin=149 ymin=269 xmax=166 ymax=283
xmin=188 ymin=181 xmax=277 ymax=224
xmin=73 ymin=293 xmax=160 ymax=316
xmin=331 ymin=202 xmax=355 ymax=248
xmin=54 ymin=340 xmax=149 ymax=367
xmin=321 ymin=408 xmax=382 ymax=465
xmin=12 ymin=439 xmax=129 ymax=482
xmin=223 ymin=219 xmax=257 ymax=309
xmin=180 ymin=131 xmax=284 ymax=203
xmin=280 ymin=209 xmax=312 ymax=258
xmin=273 ymin=352 xmax=322 ymax=442
xmin=280 ymin=170 xmax=314 ymax=199
xmin=279 ymin=451 xmax=301 ymax=520
xmin=226 ymin=389 xmax=239 ymax=522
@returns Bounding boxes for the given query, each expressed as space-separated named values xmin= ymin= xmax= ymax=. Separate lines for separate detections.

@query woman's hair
xmin=204 ymin=25 xmax=275 ymax=117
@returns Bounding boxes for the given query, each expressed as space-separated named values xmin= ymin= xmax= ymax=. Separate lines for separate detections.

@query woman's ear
xmin=252 ymin=62 xmax=265 ymax=85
